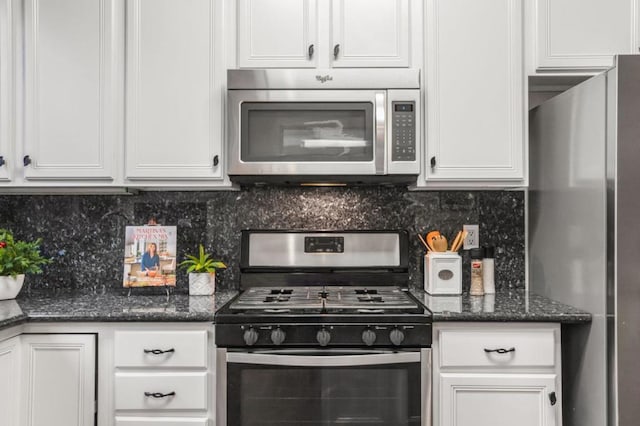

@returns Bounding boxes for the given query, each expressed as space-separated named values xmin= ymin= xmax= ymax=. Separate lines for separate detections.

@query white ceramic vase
xmin=0 ymin=274 xmax=25 ymax=300
xmin=188 ymin=272 xmax=215 ymax=296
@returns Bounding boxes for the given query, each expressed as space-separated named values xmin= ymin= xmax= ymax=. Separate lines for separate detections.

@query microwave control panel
xmin=391 ymin=102 xmax=416 ymax=162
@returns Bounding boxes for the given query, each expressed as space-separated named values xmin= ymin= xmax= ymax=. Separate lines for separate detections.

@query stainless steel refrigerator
xmin=529 ymin=54 xmax=640 ymax=426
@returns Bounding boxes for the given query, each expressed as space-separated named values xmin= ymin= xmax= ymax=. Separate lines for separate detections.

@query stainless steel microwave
xmin=227 ymin=69 xmax=421 ymax=184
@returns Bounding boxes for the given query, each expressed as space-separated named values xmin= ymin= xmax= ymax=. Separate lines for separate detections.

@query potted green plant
xmin=179 ymin=244 xmax=226 ymax=295
xmin=0 ymin=229 xmax=52 ymax=300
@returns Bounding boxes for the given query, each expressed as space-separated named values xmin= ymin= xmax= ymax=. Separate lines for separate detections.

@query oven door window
xmin=227 ymin=352 xmax=421 ymax=426
xmin=240 ymin=102 xmax=374 ymax=162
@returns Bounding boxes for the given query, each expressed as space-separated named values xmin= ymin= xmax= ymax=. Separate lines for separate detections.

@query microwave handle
xmin=226 ymin=350 xmax=419 ymax=367
xmin=374 ymin=92 xmax=386 ymax=175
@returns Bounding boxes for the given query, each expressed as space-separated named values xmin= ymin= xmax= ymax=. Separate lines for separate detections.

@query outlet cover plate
xmin=463 ymin=224 xmax=479 ymax=250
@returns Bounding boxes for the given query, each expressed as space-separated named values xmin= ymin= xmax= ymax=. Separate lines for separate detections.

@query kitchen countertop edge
xmin=409 ymin=288 xmax=592 ymax=324
xmin=0 ymin=290 xmax=239 ymax=331
xmin=0 ymin=288 xmax=592 ymax=333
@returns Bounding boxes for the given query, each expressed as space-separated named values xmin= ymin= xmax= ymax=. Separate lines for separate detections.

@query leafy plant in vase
xmin=0 ymin=229 xmax=52 ymax=300
xmin=179 ymin=244 xmax=226 ymax=296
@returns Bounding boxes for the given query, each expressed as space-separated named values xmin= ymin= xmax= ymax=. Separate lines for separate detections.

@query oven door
xmin=227 ymin=90 xmax=386 ymax=177
xmin=217 ymin=348 xmax=431 ymax=426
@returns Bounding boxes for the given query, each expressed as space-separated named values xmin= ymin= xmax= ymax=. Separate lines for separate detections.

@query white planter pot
xmin=0 ymin=274 xmax=25 ymax=300
xmin=188 ymin=272 xmax=215 ymax=296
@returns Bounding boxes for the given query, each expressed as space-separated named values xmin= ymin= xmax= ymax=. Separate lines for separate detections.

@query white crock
xmin=188 ymin=272 xmax=215 ymax=296
xmin=0 ymin=274 xmax=25 ymax=300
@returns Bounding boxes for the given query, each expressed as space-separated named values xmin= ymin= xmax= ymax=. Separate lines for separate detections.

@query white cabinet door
xmin=125 ymin=0 xmax=223 ymax=180
xmin=237 ymin=0 xmax=317 ymax=68
xmin=331 ymin=0 xmax=410 ymax=67
xmin=20 ymin=334 xmax=96 ymax=426
xmin=425 ymin=0 xmax=524 ymax=183
xmin=0 ymin=336 xmax=21 ymax=426
xmin=440 ymin=373 xmax=559 ymax=426
xmin=535 ymin=0 xmax=639 ymax=71
xmin=20 ymin=0 xmax=118 ymax=181
xmin=0 ymin=0 xmax=12 ymax=182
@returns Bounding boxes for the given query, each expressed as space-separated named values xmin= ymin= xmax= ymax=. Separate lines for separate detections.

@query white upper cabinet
xmin=533 ymin=0 xmax=640 ymax=72
xmin=236 ymin=0 xmax=412 ymax=68
xmin=0 ymin=0 xmax=12 ymax=182
xmin=125 ymin=0 xmax=223 ymax=180
xmin=238 ymin=0 xmax=318 ymax=68
xmin=20 ymin=0 xmax=119 ymax=181
xmin=424 ymin=0 xmax=525 ymax=185
xmin=331 ymin=0 xmax=409 ymax=67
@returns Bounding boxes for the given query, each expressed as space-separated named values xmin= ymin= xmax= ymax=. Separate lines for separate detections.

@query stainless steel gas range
xmin=215 ymin=230 xmax=432 ymax=426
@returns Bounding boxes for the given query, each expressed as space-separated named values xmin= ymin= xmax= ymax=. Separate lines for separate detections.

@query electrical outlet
xmin=463 ymin=224 xmax=479 ymax=250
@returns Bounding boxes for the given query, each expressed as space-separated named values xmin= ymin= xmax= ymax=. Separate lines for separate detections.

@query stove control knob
xmin=316 ymin=328 xmax=331 ymax=347
xmin=362 ymin=328 xmax=377 ymax=346
xmin=243 ymin=328 xmax=259 ymax=346
xmin=271 ymin=328 xmax=286 ymax=345
xmin=390 ymin=328 xmax=405 ymax=346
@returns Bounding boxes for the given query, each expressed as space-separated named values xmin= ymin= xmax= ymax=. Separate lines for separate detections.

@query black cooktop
xmin=215 ymin=285 xmax=432 ymax=324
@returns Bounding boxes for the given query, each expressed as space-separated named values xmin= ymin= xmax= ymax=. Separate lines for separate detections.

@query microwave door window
xmin=240 ymin=102 xmax=374 ymax=162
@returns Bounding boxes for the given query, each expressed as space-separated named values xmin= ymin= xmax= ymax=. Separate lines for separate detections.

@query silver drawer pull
xmin=484 ymin=347 xmax=515 ymax=354
xmin=143 ymin=348 xmax=175 ymax=355
xmin=144 ymin=392 xmax=176 ymax=399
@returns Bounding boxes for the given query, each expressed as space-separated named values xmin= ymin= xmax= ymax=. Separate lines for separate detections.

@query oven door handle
xmin=226 ymin=350 xmax=420 ymax=367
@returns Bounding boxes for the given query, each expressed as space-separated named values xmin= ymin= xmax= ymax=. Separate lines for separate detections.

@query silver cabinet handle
xmin=333 ymin=44 xmax=340 ymax=60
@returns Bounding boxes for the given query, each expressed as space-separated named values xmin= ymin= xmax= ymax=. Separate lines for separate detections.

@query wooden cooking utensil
xmin=432 ymin=235 xmax=448 ymax=252
xmin=452 ymin=231 xmax=467 ymax=252
xmin=417 ymin=234 xmax=431 ymax=251
xmin=449 ymin=230 xmax=463 ymax=252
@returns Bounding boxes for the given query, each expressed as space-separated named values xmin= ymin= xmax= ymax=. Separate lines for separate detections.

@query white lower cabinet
xmin=20 ymin=334 xmax=96 ymax=426
xmin=440 ymin=373 xmax=558 ymax=426
xmin=114 ymin=372 xmax=208 ymax=411
xmin=113 ymin=325 xmax=213 ymax=426
xmin=434 ymin=323 xmax=562 ymax=426
xmin=0 ymin=336 xmax=21 ymax=426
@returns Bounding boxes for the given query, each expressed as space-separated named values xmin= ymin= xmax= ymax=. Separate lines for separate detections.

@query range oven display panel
xmin=304 ymin=236 xmax=344 ymax=253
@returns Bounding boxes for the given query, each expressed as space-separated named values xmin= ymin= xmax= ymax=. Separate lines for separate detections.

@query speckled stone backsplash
xmin=0 ymin=188 xmax=524 ymax=295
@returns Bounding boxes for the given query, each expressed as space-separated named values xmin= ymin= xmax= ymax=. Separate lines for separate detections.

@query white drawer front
xmin=114 ymin=330 xmax=207 ymax=368
xmin=115 ymin=417 xmax=208 ymax=426
xmin=114 ymin=372 xmax=208 ymax=411
xmin=439 ymin=328 xmax=556 ymax=368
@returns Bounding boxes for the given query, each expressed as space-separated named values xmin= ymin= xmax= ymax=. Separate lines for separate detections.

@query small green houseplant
xmin=179 ymin=244 xmax=226 ymax=295
xmin=0 ymin=229 xmax=52 ymax=300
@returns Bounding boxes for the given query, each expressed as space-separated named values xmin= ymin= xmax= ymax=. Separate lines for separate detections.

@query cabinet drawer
xmin=114 ymin=372 xmax=207 ymax=411
xmin=114 ymin=330 xmax=207 ymax=368
xmin=439 ymin=328 xmax=556 ymax=368
xmin=115 ymin=418 xmax=208 ymax=426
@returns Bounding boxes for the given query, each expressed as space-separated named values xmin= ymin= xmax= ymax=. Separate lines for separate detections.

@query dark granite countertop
xmin=0 ymin=299 xmax=28 ymax=330
xmin=0 ymin=287 xmax=590 ymax=332
xmin=0 ymin=290 xmax=238 ymax=331
xmin=410 ymin=288 xmax=591 ymax=323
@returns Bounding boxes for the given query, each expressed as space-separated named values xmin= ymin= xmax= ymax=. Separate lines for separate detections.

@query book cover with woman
xmin=123 ymin=225 xmax=177 ymax=288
